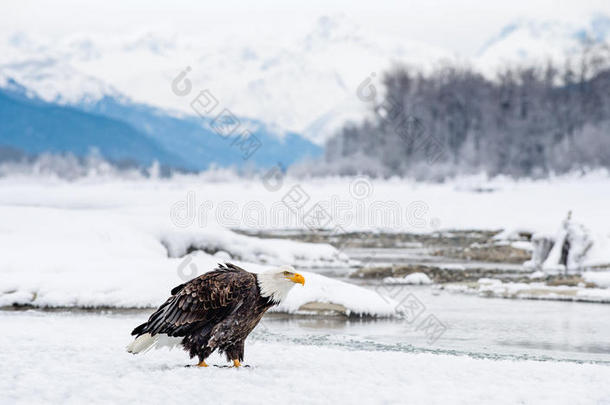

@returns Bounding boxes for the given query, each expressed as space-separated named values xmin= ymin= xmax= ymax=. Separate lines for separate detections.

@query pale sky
xmin=2 ymin=0 xmax=609 ymax=57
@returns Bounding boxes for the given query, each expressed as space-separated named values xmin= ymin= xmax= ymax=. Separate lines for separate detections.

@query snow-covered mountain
xmin=0 ymin=15 xmax=451 ymax=144
xmin=0 ymin=78 xmax=321 ymax=171
xmin=476 ymin=14 xmax=610 ymax=73
xmin=1 ymin=13 xmax=609 ymax=148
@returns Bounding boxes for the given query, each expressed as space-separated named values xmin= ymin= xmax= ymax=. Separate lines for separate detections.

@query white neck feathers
xmin=256 ymin=271 xmax=294 ymax=303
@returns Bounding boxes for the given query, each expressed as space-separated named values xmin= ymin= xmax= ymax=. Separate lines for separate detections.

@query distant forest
xmin=319 ymin=43 xmax=610 ymax=179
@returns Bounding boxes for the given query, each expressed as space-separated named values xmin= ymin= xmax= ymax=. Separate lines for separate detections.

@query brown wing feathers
xmin=131 ymin=263 xmax=255 ymax=338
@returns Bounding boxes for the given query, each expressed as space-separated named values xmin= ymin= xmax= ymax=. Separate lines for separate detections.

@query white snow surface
xmin=498 ymin=213 xmax=610 ymax=272
xmin=0 ymin=198 xmax=385 ymax=315
xmin=1 ymin=172 xmax=610 ymax=309
xmin=1 ymin=311 xmax=609 ymax=405
xmin=1 ymin=170 xmax=609 ymax=234
xmin=161 ymin=229 xmax=348 ymax=267
xmin=446 ymin=278 xmax=610 ymax=303
xmin=584 ymin=271 xmax=610 ymax=288
xmin=274 ymin=271 xmax=396 ymax=316
xmin=384 ymin=272 xmax=433 ymax=285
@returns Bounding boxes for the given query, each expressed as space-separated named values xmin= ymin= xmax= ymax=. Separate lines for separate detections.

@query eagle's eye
xmin=283 ymin=271 xmax=291 ymax=276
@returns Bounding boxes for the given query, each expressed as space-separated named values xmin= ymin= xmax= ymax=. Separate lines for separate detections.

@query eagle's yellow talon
xmin=197 ymin=360 xmax=208 ymax=367
xmin=233 ymin=359 xmax=241 ymax=367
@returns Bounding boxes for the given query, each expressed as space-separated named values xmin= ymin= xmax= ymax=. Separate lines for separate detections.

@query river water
xmin=4 ymin=285 xmax=608 ymax=366
xmin=259 ymin=286 xmax=610 ymax=364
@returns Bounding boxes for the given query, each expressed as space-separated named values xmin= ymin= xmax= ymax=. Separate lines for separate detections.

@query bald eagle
xmin=126 ymin=263 xmax=305 ymax=367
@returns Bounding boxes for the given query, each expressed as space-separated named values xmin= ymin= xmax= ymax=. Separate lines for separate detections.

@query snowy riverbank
xmin=1 ymin=310 xmax=609 ymax=405
xmin=1 ymin=172 xmax=610 ymax=311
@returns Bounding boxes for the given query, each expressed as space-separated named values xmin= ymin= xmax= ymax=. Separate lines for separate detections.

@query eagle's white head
xmin=256 ymin=265 xmax=305 ymax=303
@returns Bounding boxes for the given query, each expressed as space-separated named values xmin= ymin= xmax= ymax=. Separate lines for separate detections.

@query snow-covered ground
xmin=445 ymin=278 xmax=610 ymax=303
xmin=1 ymin=170 xmax=610 ymax=234
xmin=1 ymin=171 xmax=609 ymax=404
xmin=1 ymin=310 xmax=609 ymax=405
xmin=384 ymin=272 xmax=433 ymax=285
xmin=0 ymin=188 xmax=390 ymax=315
xmin=1 ymin=172 xmax=610 ymax=310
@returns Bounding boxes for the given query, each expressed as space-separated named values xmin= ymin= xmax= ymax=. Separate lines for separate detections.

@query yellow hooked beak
xmin=287 ymin=273 xmax=305 ymax=286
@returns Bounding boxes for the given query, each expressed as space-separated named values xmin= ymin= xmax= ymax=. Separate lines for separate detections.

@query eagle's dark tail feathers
xmin=131 ymin=322 xmax=148 ymax=336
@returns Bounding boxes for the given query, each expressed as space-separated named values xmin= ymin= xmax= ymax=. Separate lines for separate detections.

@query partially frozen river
xmin=3 ymin=286 xmax=608 ymax=366
xmin=261 ymin=287 xmax=610 ymax=364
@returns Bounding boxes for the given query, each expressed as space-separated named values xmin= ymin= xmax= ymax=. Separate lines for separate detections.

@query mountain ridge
xmin=0 ymin=79 xmax=321 ymax=170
